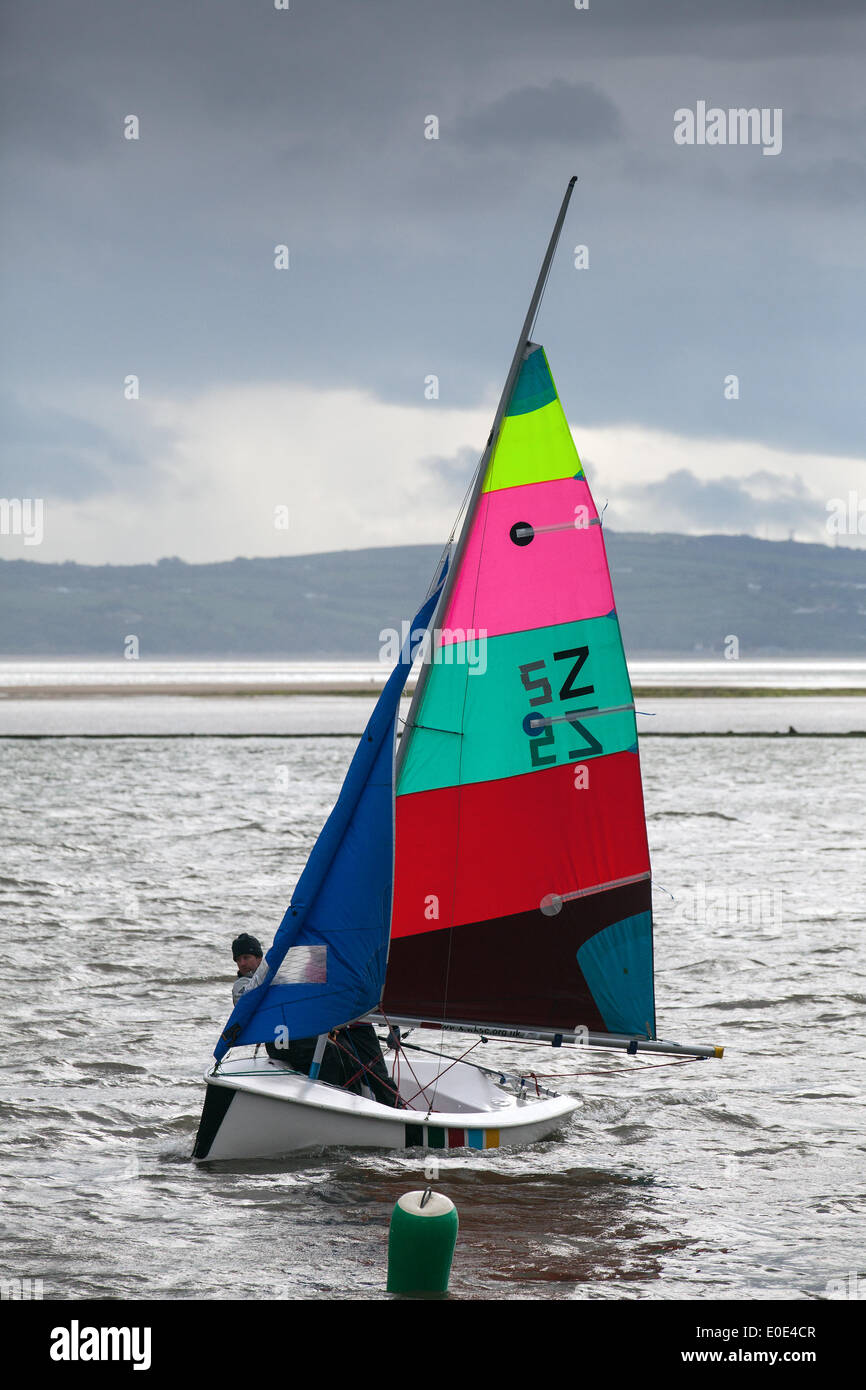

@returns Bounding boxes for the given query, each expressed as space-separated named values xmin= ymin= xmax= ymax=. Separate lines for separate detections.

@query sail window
xmin=272 ymin=945 xmax=328 ymax=985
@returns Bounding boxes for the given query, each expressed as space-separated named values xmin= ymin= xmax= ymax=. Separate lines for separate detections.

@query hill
xmin=1 ymin=534 xmax=863 ymax=658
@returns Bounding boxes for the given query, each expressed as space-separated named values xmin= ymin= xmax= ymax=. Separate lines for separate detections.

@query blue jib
xmin=213 ymin=567 xmax=447 ymax=1061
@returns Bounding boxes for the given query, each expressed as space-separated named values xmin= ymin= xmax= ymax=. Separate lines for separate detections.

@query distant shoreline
xmin=2 ymin=683 xmax=866 ymax=700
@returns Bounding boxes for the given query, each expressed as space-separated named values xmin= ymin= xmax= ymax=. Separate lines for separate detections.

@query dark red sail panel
xmin=383 ymin=878 xmax=652 ymax=1031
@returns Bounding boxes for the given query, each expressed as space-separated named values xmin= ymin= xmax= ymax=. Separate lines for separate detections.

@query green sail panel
xmin=398 ymin=613 xmax=636 ymax=796
xmin=482 ymin=348 xmax=584 ymax=493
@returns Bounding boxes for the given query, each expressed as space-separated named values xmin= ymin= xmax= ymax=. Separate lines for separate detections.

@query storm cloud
xmin=1 ymin=1 xmax=864 ymax=562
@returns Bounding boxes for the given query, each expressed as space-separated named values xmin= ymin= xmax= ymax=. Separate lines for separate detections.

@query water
xmin=2 ymin=656 xmax=866 ymax=693
xmin=0 ymin=692 xmax=864 ymax=737
xmin=1 ymin=732 xmax=863 ymax=1301
xmin=2 ymin=658 xmax=864 ymax=737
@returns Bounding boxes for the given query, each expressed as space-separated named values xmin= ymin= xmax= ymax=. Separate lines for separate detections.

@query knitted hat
xmin=231 ymin=933 xmax=263 ymax=960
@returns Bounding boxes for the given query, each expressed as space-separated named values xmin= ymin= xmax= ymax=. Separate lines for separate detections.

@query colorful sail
xmin=383 ymin=343 xmax=656 ymax=1039
xmin=213 ymin=573 xmax=446 ymax=1061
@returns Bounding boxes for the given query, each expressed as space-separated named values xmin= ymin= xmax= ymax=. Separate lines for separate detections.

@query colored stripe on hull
xmin=403 ymin=1125 xmax=502 ymax=1150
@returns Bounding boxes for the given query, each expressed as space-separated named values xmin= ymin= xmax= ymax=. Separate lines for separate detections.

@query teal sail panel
xmin=576 ymin=911 xmax=656 ymax=1037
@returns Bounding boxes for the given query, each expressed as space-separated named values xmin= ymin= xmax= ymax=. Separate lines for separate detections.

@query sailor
xmin=231 ymin=933 xmax=265 ymax=1002
xmin=230 ymin=934 xmax=325 ymax=1070
xmin=228 ymin=935 xmax=400 ymax=1105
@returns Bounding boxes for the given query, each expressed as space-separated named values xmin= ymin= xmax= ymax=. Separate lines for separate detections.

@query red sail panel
xmin=391 ymin=752 xmax=650 ymax=940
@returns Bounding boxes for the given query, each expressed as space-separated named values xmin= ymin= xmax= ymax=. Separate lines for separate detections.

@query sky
xmin=1 ymin=0 xmax=865 ymax=564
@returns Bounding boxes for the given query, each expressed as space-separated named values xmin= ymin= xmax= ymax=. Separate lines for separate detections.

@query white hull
xmin=193 ymin=1053 xmax=578 ymax=1161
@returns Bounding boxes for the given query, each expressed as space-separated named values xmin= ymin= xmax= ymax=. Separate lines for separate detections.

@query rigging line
xmin=327 ymin=1031 xmax=404 ymax=1105
xmin=396 ymin=1037 xmax=536 ymax=1090
xmin=425 ymin=536 xmax=455 ymax=602
xmin=449 ymin=466 xmax=479 ymax=545
xmin=414 ymin=455 xmax=478 ymax=608
xmin=378 ymin=1010 xmax=435 ymax=1108
xmin=428 ymin=415 xmax=497 ymax=1122
xmin=420 ymin=498 xmax=490 ymax=1117
xmin=402 ymin=1038 xmax=484 ymax=1108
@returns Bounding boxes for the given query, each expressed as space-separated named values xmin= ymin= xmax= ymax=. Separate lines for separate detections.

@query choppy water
xmin=1 ymin=732 xmax=864 ymax=1301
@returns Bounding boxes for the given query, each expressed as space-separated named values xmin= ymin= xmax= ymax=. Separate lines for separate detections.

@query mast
xmin=397 ymin=175 xmax=578 ymax=774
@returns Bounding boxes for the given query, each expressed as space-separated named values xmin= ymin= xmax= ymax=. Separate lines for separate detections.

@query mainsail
xmin=213 ymin=573 xmax=446 ymax=1061
xmin=383 ymin=342 xmax=656 ymax=1039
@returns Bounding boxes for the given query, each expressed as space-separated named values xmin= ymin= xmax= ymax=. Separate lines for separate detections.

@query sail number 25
xmin=519 ymin=647 xmax=602 ymax=767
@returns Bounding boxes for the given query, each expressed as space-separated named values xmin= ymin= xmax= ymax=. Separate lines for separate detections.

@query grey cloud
xmin=420 ymin=446 xmax=480 ymax=507
xmin=749 ymin=154 xmax=866 ymax=207
xmin=623 ymin=468 xmax=827 ymax=536
xmin=0 ymin=395 xmax=164 ymax=500
xmin=0 ymin=75 xmax=109 ymax=162
xmin=1 ymin=0 xmax=864 ymax=542
xmin=456 ymin=81 xmax=623 ymax=149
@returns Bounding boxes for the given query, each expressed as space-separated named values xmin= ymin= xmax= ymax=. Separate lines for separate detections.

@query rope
xmin=402 ymin=1038 xmax=484 ymax=1108
xmin=325 ymin=1022 xmax=481 ymax=1113
xmin=377 ymin=1010 xmax=437 ymax=1108
xmin=326 ymin=1029 xmax=405 ymax=1106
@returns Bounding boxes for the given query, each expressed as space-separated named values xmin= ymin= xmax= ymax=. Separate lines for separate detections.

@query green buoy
xmin=387 ymin=1188 xmax=458 ymax=1294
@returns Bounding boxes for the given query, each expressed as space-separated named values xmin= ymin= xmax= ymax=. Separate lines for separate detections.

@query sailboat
xmin=193 ymin=178 xmax=722 ymax=1163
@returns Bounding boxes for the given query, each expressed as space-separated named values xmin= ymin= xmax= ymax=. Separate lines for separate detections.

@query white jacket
xmin=231 ymin=959 xmax=269 ymax=1004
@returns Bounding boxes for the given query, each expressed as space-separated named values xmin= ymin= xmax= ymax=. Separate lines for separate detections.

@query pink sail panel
xmin=392 ymin=751 xmax=650 ymax=938
xmin=439 ymin=477 xmax=614 ymax=645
